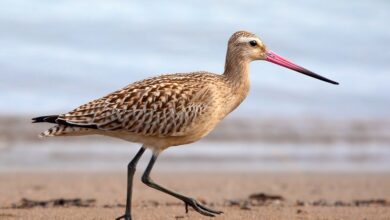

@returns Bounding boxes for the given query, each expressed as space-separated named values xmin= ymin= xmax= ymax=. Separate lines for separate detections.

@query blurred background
xmin=1 ymin=0 xmax=389 ymax=172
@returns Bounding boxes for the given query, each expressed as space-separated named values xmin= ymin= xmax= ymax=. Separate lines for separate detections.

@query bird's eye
xmin=249 ymin=40 xmax=257 ymax=47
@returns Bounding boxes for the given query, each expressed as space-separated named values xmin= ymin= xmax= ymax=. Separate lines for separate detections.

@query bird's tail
xmin=38 ymin=125 xmax=93 ymax=138
xmin=32 ymin=115 xmax=59 ymax=124
xmin=38 ymin=125 xmax=63 ymax=138
xmin=33 ymin=115 xmax=94 ymax=138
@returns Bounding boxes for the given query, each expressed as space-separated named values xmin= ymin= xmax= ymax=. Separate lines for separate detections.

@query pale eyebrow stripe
xmin=237 ymin=36 xmax=258 ymax=43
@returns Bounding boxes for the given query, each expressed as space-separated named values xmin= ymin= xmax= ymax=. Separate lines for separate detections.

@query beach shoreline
xmin=1 ymin=171 xmax=389 ymax=220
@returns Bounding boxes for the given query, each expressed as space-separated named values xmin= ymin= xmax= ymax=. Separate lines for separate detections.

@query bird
xmin=32 ymin=31 xmax=338 ymax=219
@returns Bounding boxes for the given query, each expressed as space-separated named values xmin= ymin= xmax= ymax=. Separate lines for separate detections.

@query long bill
xmin=265 ymin=50 xmax=339 ymax=85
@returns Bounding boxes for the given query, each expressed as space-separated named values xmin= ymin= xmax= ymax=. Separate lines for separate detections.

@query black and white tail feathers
xmin=32 ymin=115 xmax=94 ymax=138
xmin=32 ymin=115 xmax=59 ymax=124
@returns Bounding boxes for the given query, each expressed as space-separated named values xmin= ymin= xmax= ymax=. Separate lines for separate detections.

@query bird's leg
xmin=141 ymin=152 xmax=223 ymax=217
xmin=116 ymin=146 xmax=146 ymax=220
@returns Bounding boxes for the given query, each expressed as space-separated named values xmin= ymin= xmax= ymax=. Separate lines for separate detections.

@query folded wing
xmin=57 ymin=75 xmax=213 ymax=137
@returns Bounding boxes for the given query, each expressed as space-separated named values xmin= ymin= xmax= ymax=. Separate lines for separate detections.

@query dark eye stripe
xmin=249 ymin=40 xmax=257 ymax=46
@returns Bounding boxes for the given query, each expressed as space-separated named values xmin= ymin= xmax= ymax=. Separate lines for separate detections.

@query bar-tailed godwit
xmin=33 ymin=31 xmax=338 ymax=219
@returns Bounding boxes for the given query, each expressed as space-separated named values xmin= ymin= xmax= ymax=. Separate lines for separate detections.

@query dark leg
xmin=116 ymin=146 xmax=146 ymax=220
xmin=141 ymin=152 xmax=223 ymax=217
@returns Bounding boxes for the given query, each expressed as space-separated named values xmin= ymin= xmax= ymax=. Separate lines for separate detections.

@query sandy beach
xmin=1 ymin=117 xmax=390 ymax=219
xmin=1 ymin=172 xmax=389 ymax=220
xmin=2 ymin=0 xmax=390 ymax=219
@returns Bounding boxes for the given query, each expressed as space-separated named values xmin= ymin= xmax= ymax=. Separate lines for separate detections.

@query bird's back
xmin=37 ymin=72 xmax=232 ymax=149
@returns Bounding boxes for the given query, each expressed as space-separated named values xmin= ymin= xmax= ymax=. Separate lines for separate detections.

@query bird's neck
xmin=222 ymin=51 xmax=251 ymax=113
xmin=223 ymin=50 xmax=251 ymax=87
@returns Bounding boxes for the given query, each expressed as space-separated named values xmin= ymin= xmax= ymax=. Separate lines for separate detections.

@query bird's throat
xmin=222 ymin=55 xmax=251 ymax=114
xmin=223 ymin=54 xmax=251 ymax=91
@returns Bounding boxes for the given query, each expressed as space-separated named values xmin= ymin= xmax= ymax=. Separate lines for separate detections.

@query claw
xmin=183 ymin=198 xmax=222 ymax=217
xmin=116 ymin=214 xmax=131 ymax=220
xmin=185 ymin=203 xmax=189 ymax=213
xmin=197 ymin=203 xmax=224 ymax=214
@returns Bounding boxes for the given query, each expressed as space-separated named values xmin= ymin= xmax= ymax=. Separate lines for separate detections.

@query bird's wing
xmin=57 ymin=75 xmax=214 ymax=137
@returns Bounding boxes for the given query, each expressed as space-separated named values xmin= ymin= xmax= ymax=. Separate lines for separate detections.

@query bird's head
xmin=227 ymin=31 xmax=267 ymax=61
xmin=227 ymin=31 xmax=339 ymax=85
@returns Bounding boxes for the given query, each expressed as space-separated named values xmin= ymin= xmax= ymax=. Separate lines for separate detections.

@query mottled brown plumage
xmin=33 ymin=31 xmax=338 ymax=219
xmin=38 ymin=31 xmax=267 ymax=151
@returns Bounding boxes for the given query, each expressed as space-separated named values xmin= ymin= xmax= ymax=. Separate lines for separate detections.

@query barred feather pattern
xmin=39 ymin=125 xmax=92 ymax=138
xmin=36 ymin=31 xmax=262 ymax=149
xmin=56 ymin=72 xmax=222 ymax=137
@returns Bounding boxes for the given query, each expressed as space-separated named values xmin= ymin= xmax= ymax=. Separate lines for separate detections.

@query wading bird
xmin=33 ymin=31 xmax=338 ymax=219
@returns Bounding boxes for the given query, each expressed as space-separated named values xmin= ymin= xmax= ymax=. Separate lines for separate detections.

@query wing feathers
xmin=56 ymin=73 xmax=216 ymax=137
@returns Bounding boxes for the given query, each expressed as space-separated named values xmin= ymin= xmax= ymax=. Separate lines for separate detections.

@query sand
xmin=0 ymin=172 xmax=389 ymax=220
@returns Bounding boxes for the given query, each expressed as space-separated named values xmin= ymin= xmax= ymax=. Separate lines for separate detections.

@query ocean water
xmin=1 ymin=1 xmax=389 ymax=172
xmin=1 ymin=0 xmax=390 ymax=118
xmin=1 ymin=141 xmax=390 ymax=172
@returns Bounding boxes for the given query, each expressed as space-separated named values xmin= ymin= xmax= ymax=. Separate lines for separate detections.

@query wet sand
xmin=0 ymin=172 xmax=390 ymax=220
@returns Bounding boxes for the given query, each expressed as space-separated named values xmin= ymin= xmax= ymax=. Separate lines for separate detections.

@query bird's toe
xmin=183 ymin=198 xmax=222 ymax=217
xmin=115 ymin=214 xmax=131 ymax=220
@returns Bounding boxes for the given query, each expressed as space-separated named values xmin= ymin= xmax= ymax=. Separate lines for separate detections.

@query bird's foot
xmin=183 ymin=198 xmax=223 ymax=217
xmin=115 ymin=214 xmax=131 ymax=220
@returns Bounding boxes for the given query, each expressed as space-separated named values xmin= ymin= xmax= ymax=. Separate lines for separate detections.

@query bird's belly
xmin=104 ymin=116 xmax=222 ymax=151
